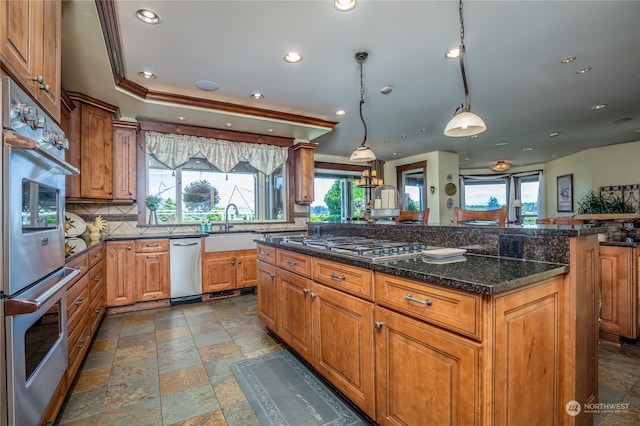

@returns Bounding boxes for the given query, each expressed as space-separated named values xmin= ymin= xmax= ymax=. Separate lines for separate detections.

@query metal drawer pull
xmin=76 ymin=338 xmax=87 ymax=348
xmin=310 ymin=292 xmax=317 ymax=299
xmin=95 ymin=307 xmax=102 ymax=313
xmin=302 ymin=288 xmax=309 ymax=295
xmin=286 ymin=259 xmax=298 ymax=265
xmin=329 ymin=272 xmax=346 ymax=280
xmin=405 ymin=293 xmax=433 ymax=306
xmin=260 ymin=250 xmax=270 ymax=256
xmin=94 ymin=276 xmax=102 ymax=282
xmin=146 ymin=244 xmax=160 ymax=248
xmin=75 ymin=298 xmax=86 ymax=305
xmin=147 ymin=255 xmax=159 ymax=259
xmin=93 ymin=252 xmax=102 ymax=257
xmin=374 ymin=321 xmax=384 ymax=330
xmin=269 ymin=273 xmax=276 ymax=279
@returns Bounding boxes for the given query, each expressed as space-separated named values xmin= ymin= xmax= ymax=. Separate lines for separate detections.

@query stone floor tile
xmin=81 ymin=350 xmax=115 ymax=371
xmin=188 ymin=320 xmax=225 ymax=336
xmin=121 ymin=312 xmax=155 ymax=326
xmin=213 ymin=378 xmax=246 ymax=408
xmin=57 ymin=386 xmax=107 ymax=424
xmin=98 ymin=397 xmax=163 ymax=426
xmin=116 ymin=330 xmax=156 ymax=349
xmin=221 ymin=400 xmax=260 ymax=426
xmin=193 ymin=329 xmax=232 ymax=348
xmin=170 ymin=409 xmax=227 ymax=426
xmin=89 ymin=337 xmax=118 ymax=353
xmin=198 ymin=341 xmax=243 ymax=363
xmin=119 ymin=321 xmax=156 ymax=337
xmin=156 ymin=325 xmax=192 ymax=343
xmin=113 ymin=342 xmax=157 ymax=364
xmin=69 ymin=366 xmax=111 ymax=394
xmin=159 ymin=364 xmax=210 ymax=396
xmin=157 ymin=346 xmax=203 ymax=373
xmin=156 ymin=316 xmax=189 ymax=330
xmin=160 ymin=384 xmax=220 ymax=425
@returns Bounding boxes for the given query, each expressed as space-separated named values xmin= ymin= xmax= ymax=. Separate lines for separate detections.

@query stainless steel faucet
xmin=224 ymin=203 xmax=239 ymax=232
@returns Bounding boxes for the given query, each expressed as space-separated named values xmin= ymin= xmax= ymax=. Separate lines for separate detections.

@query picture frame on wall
xmin=557 ymin=174 xmax=573 ymax=212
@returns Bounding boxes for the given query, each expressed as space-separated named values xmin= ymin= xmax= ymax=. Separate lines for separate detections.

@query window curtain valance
xmin=145 ymin=131 xmax=288 ymax=175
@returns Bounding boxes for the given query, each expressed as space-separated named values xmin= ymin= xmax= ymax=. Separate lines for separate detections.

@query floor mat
xmin=230 ymin=350 xmax=368 ymax=426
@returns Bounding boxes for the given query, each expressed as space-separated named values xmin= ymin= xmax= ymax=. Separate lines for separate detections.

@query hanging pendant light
xmin=350 ymin=52 xmax=376 ymax=162
xmin=444 ymin=0 xmax=486 ymax=137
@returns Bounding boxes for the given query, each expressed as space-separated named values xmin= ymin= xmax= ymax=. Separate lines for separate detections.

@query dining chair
xmin=453 ymin=206 xmax=508 ymax=226
xmin=395 ymin=209 xmax=429 ymax=224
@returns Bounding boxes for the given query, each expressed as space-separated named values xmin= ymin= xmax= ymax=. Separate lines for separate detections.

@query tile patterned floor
xmin=57 ymin=293 xmax=640 ymax=425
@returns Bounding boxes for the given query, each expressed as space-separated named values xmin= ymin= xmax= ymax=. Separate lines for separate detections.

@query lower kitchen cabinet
xmin=256 ymin=260 xmax=278 ymax=331
xmin=276 ymin=268 xmax=313 ymax=361
xmin=105 ymin=240 xmax=136 ymax=306
xmin=202 ymin=249 xmax=257 ymax=293
xmin=311 ymin=282 xmax=375 ymax=418
xmin=599 ymin=245 xmax=638 ymax=341
xmin=135 ymin=239 xmax=170 ymax=301
xmin=375 ymin=306 xmax=480 ymax=426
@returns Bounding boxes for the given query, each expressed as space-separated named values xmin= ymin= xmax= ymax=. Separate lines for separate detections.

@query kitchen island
xmin=256 ymin=223 xmax=601 ymax=425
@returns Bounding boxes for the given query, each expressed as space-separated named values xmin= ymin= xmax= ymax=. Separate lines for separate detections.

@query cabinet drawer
xmin=67 ymin=320 xmax=91 ymax=382
xmin=90 ymin=285 xmax=105 ymax=334
xmin=375 ymin=273 xmax=483 ymax=340
xmin=277 ymin=249 xmax=312 ymax=277
xmin=66 ymin=252 xmax=89 ymax=282
xmin=88 ymin=244 xmax=105 ymax=268
xmin=89 ymin=261 xmax=105 ymax=298
xmin=257 ymin=244 xmax=277 ymax=264
xmin=67 ymin=274 xmax=90 ymax=336
xmin=312 ymin=258 xmax=373 ymax=300
xmin=135 ymin=239 xmax=169 ymax=253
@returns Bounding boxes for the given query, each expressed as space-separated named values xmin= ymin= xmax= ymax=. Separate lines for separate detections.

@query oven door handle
xmin=5 ymin=267 xmax=81 ymax=316
xmin=3 ymin=129 xmax=80 ymax=175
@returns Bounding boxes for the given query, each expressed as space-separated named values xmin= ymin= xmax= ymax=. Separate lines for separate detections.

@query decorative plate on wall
xmin=445 ymin=183 xmax=457 ymax=196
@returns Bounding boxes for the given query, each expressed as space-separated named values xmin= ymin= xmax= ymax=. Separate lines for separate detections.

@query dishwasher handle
xmin=173 ymin=242 xmax=199 ymax=247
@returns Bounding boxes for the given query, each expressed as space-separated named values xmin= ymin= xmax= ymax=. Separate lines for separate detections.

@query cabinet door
xmin=36 ymin=0 xmax=61 ymax=122
xmin=80 ymin=103 xmax=113 ymax=199
xmin=202 ymin=252 xmax=236 ymax=292
xmin=375 ymin=306 xmax=480 ymax=426
xmin=105 ymin=241 xmax=136 ymax=306
xmin=257 ymin=260 xmax=278 ymax=331
xmin=112 ymin=122 xmax=138 ymax=201
xmin=135 ymin=251 xmax=170 ymax=301
xmin=277 ymin=269 xmax=313 ymax=361
xmin=236 ymin=250 xmax=257 ymax=288
xmin=293 ymin=143 xmax=315 ymax=204
xmin=0 ymin=0 xmax=39 ymax=95
xmin=311 ymin=282 xmax=375 ymax=419
xmin=600 ymin=246 xmax=636 ymax=338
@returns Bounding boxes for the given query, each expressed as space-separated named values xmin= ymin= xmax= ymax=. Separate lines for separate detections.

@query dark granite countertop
xmin=257 ymin=238 xmax=568 ymax=296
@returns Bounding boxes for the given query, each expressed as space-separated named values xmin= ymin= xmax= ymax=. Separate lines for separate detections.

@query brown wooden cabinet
xmin=0 ymin=0 xmax=61 ymax=122
xmin=202 ymin=249 xmax=257 ymax=293
xmin=112 ymin=120 xmax=139 ymax=202
xmin=65 ymin=94 xmax=117 ymax=201
xmin=600 ymin=245 xmax=638 ymax=341
xmin=256 ymin=260 xmax=278 ymax=331
xmin=277 ymin=268 xmax=313 ymax=361
xmin=292 ymin=142 xmax=316 ymax=204
xmin=105 ymin=240 xmax=136 ymax=307
xmin=135 ymin=239 xmax=170 ymax=302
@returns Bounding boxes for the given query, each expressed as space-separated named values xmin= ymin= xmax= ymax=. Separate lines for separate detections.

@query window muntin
xmin=147 ymin=155 xmax=286 ymax=224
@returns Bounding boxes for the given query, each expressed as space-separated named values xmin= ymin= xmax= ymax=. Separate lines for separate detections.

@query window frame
xmin=396 ymin=161 xmax=427 ymax=211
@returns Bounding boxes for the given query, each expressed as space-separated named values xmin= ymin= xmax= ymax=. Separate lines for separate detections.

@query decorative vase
xmin=148 ymin=209 xmax=158 ymax=225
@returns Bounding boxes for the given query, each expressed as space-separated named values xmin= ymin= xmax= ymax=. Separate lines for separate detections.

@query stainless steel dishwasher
xmin=170 ymin=238 xmax=202 ymax=305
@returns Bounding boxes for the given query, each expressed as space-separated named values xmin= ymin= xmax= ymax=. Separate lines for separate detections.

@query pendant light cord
xmin=458 ymin=0 xmax=471 ymax=112
xmin=358 ymin=59 xmax=368 ymax=147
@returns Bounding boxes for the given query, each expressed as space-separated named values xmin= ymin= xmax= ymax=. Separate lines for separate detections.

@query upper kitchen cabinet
xmin=292 ymin=142 xmax=316 ymax=204
xmin=0 ymin=0 xmax=61 ymax=122
xmin=65 ymin=93 xmax=117 ymax=201
xmin=112 ymin=120 xmax=139 ymax=202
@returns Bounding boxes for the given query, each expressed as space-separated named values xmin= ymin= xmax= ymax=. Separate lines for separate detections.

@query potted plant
xmin=145 ymin=195 xmax=162 ymax=224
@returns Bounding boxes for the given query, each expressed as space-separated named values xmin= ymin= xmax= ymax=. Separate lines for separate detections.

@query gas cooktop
xmin=282 ymin=236 xmax=431 ymax=262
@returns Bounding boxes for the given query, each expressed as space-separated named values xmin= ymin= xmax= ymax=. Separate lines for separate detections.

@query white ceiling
xmin=61 ymin=0 xmax=640 ymax=170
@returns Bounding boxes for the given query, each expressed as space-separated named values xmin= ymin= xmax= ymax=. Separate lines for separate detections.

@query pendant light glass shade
xmin=349 ymin=145 xmax=376 ymax=162
xmin=444 ymin=110 xmax=486 ymax=137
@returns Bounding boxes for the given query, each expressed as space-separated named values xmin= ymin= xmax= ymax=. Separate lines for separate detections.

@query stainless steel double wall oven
xmin=1 ymin=77 xmax=80 ymax=426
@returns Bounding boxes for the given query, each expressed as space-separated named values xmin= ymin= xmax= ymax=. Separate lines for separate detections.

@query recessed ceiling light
xmin=195 ymin=80 xmax=219 ymax=91
xmin=284 ymin=52 xmax=302 ymax=63
xmin=267 ymin=129 xmax=275 ymax=133
xmin=224 ymin=122 xmax=233 ymax=128
xmin=380 ymin=85 xmax=393 ymax=94
xmin=178 ymin=116 xmax=187 ymax=121
xmin=393 ymin=153 xmax=397 ymax=156
xmin=468 ymin=134 xmax=479 ymax=139
xmin=549 ymin=132 xmax=560 ymax=137
xmin=495 ymin=142 xmax=510 ymax=146
xmin=137 ymin=71 xmax=157 ymax=79
xmin=401 ymin=134 xmax=407 ymax=139
xmin=561 ymin=56 xmax=576 ymax=64
xmin=421 ymin=129 xmax=427 ymax=133
xmin=135 ymin=9 xmax=161 ymax=24
xmin=523 ymin=147 xmax=533 ymax=151
xmin=384 ymin=140 xmax=391 ymax=143
xmin=445 ymin=48 xmax=460 ymax=59
xmin=576 ymin=66 xmax=592 ymax=74
xmin=333 ymin=0 xmax=357 ymax=12
xmin=250 ymin=93 xmax=264 ymax=100
xmin=591 ymin=104 xmax=607 ymax=110
xmin=335 ymin=110 xmax=347 ymax=116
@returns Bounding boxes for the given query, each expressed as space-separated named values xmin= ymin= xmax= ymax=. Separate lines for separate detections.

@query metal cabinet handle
xmin=146 ymin=244 xmax=160 ymax=248
xmin=405 ymin=293 xmax=433 ymax=306
xmin=95 ymin=307 xmax=102 ymax=313
xmin=129 ymin=191 xmax=133 ymax=196
xmin=94 ymin=276 xmax=102 ymax=282
xmin=231 ymin=261 xmax=236 ymax=265
xmin=302 ymin=288 xmax=309 ymax=295
xmin=238 ymin=261 xmax=242 ymax=264
xmin=329 ymin=272 xmax=346 ymax=280
xmin=32 ymin=75 xmax=44 ymax=84
xmin=374 ymin=321 xmax=384 ymax=330
xmin=92 ymin=252 xmax=102 ymax=258
xmin=286 ymin=259 xmax=298 ymax=265
xmin=269 ymin=273 xmax=276 ymax=279
xmin=108 ymin=191 xmax=112 ymax=195
xmin=127 ymin=246 xmax=132 ymax=250
xmin=147 ymin=255 xmax=159 ymax=259
xmin=41 ymin=84 xmax=51 ymax=93
xmin=310 ymin=292 xmax=317 ymax=299
xmin=260 ymin=250 xmax=270 ymax=256
xmin=75 ymin=297 xmax=86 ymax=305
xmin=76 ymin=338 xmax=87 ymax=348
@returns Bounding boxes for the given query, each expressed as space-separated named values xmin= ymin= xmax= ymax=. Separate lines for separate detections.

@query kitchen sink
xmin=204 ymin=232 xmax=258 ymax=252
